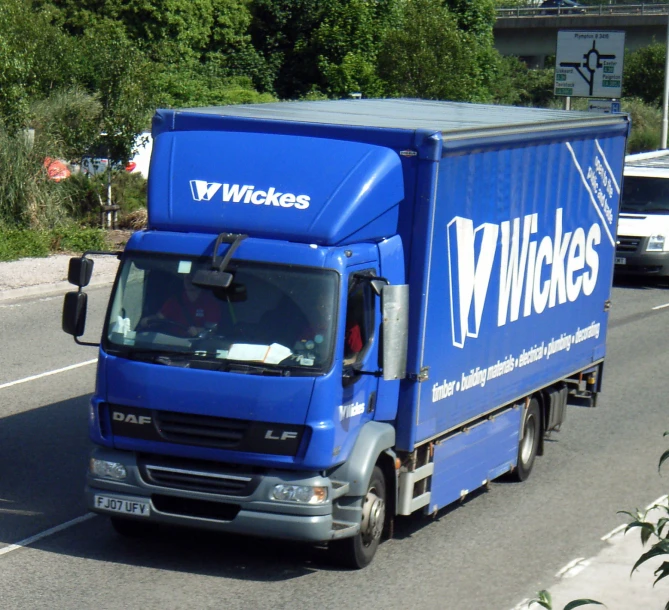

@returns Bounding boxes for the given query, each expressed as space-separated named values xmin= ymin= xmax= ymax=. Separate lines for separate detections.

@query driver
xmin=145 ymin=273 xmax=222 ymax=337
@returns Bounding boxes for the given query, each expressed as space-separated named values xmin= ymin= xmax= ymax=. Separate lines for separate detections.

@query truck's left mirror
xmin=62 ymin=291 xmax=88 ymax=337
xmin=68 ymin=257 xmax=94 ymax=287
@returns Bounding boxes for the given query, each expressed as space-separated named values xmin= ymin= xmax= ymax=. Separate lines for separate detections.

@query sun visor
xmin=147 ymin=130 xmax=404 ymax=245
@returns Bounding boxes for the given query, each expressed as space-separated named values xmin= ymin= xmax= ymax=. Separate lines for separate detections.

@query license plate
xmin=94 ymin=495 xmax=150 ymax=517
xmin=615 ymin=257 xmax=626 ymax=265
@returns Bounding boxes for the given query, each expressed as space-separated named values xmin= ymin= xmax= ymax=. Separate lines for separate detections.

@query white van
xmin=615 ymin=150 xmax=669 ymax=278
xmin=81 ymin=132 xmax=153 ymax=179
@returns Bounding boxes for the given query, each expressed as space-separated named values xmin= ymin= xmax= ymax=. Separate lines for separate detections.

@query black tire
xmin=330 ymin=466 xmax=386 ymax=569
xmin=110 ymin=517 xmax=153 ymax=538
xmin=511 ymin=398 xmax=541 ymax=482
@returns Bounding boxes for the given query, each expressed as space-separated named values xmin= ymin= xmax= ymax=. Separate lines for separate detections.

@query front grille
xmin=109 ymin=404 xmax=305 ymax=456
xmin=138 ymin=454 xmax=261 ymax=496
xmin=616 ymin=236 xmax=642 ymax=254
xmin=152 ymin=494 xmax=240 ymax=521
xmin=154 ymin=410 xmax=248 ymax=450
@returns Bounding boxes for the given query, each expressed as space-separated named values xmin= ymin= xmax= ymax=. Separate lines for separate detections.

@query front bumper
xmin=614 ymin=249 xmax=669 ymax=277
xmin=86 ymin=447 xmax=357 ymax=542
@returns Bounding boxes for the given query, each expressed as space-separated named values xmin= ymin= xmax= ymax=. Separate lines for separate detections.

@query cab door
xmin=337 ymin=266 xmax=380 ymax=434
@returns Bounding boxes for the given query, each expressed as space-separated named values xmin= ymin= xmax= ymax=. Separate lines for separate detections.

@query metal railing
xmin=497 ymin=3 xmax=669 ymax=17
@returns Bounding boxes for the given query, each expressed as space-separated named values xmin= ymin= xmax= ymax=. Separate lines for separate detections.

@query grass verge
xmin=0 ymin=226 xmax=109 ymax=261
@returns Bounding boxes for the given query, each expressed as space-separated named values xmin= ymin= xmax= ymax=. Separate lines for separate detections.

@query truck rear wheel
xmin=330 ymin=465 xmax=386 ymax=569
xmin=511 ymin=398 xmax=541 ymax=482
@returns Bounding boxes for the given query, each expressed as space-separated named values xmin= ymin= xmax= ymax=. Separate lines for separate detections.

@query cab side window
xmin=344 ymin=277 xmax=373 ymax=365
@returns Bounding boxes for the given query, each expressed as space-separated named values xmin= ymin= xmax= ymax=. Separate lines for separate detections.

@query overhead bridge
xmin=494 ymin=3 xmax=669 ymax=67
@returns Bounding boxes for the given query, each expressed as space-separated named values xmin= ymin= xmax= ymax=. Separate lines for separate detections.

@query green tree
xmin=74 ymin=19 xmax=153 ymax=164
xmin=623 ymin=42 xmax=664 ymax=107
xmin=377 ymin=0 xmax=493 ymax=102
xmin=491 ymin=56 xmax=555 ymax=107
xmin=30 ymin=87 xmax=103 ymax=162
xmin=0 ymin=0 xmax=78 ymax=132
xmin=249 ymin=0 xmax=342 ymax=99
xmin=312 ymin=0 xmax=399 ymax=98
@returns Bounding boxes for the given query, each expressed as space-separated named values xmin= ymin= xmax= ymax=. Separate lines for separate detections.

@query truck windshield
xmin=621 ymin=176 xmax=669 ymax=214
xmin=104 ymin=253 xmax=339 ymax=374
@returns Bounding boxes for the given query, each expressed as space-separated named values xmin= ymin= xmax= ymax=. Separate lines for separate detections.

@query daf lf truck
xmin=63 ymin=99 xmax=628 ymax=568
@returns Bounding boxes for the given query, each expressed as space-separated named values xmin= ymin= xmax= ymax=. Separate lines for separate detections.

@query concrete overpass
xmin=494 ymin=3 xmax=669 ymax=67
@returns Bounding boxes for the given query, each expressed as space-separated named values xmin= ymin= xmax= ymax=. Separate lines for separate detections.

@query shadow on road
xmin=0 ymin=393 xmax=335 ymax=579
xmin=0 ymin=393 xmax=92 ymax=542
xmin=613 ymin=275 xmax=669 ymax=291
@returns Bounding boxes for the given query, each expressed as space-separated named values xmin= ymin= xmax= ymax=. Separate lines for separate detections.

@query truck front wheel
xmin=330 ymin=465 xmax=386 ymax=569
xmin=512 ymin=398 xmax=541 ymax=482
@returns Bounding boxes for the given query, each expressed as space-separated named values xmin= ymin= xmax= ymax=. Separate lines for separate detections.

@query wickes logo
xmin=448 ymin=208 xmax=601 ymax=348
xmin=190 ymin=180 xmax=310 ymax=210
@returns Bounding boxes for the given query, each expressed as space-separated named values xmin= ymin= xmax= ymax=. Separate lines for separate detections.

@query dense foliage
xmin=0 ymin=0 xmax=664 ymax=247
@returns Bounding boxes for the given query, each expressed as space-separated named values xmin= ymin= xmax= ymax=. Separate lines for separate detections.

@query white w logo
xmin=447 ymin=217 xmax=498 ymax=348
xmin=190 ymin=180 xmax=222 ymax=201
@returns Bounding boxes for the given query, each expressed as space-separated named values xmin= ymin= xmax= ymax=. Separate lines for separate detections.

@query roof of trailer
xmin=177 ymin=98 xmax=624 ymax=133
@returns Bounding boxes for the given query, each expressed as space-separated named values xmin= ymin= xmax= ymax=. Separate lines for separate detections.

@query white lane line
xmin=602 ymin=523 xmax=627 ymax=541
xmin=646 ymin=495 xmax=668 ymax=510
xmin=0 ymin=359 xmax=97 ymax=391
xmin=652 ymin=303 xmax=669 ymax=311
xmin=556 ymin=557 xmax=591 ymax=578
xmin=0 ymin=513 xmax=95 ymax=557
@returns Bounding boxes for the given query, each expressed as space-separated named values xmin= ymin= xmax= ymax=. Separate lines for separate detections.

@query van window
xmin=621 ymin=176 xmax=669 ymax=214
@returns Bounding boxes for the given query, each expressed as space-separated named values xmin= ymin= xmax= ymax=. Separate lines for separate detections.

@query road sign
xmin=554 ymin=31 xmax=625 ymax=98
xmin=587 ymin=99 xmax=621 ymax=114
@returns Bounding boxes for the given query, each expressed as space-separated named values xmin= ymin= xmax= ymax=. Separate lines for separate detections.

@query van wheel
xmin=511 ymin=398 xmax=541 ymax=482
xmin=110 ymin=517 xmax=152 ymax=538
xmin=330 ymin=466 xmax=386 ymax=569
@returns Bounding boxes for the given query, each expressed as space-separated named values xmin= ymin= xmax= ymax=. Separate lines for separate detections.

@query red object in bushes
xmin=44 ymin=157 xmax=71 ymax=182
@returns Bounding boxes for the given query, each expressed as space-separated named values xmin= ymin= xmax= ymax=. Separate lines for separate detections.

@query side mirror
xmin=68 ymin=257 xmax=94 ymax=287
xmin=62 ymin=291 xmax=88 ymax=337
xmin=381 ymin=284 xmax=409 ymax=381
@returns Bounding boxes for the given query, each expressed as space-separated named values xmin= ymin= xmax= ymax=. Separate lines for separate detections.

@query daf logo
xmin=113 ymin=412 xmax=152 ymax=425
xmin=264 ymin=430 xmax=298 ymax=441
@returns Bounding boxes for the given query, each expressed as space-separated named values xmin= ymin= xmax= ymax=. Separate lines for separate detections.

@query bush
xmin=49 ymin=226 xmax=108 ymax=254
xmin=30 ymin=88 xmax=102 ymax=163
xmin=0 ymin=226 xmax=108 ymax=261
xmin=0 ymin=229 xmax=50 ymax=260
xmin=623 ymin=98 xmax=662 ymax=154
xmin=112 ymin=171 xmax=147 ymax=216
xmin=546 ymin=96 xmax=661 ymax=154
xmin=0 ymin=128 xmax=75 ymax=229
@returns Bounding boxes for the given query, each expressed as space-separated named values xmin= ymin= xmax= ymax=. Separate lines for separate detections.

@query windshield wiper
xmin=221 ymin=361 xmax=290 ymax=376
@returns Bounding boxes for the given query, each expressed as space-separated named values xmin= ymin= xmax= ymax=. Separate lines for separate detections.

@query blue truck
xmin=63 ymin=99 xmax=628 ymax=568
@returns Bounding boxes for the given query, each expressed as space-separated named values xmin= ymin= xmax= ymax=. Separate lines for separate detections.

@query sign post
xmin=554 ymin=31 xmax=625 ymax=100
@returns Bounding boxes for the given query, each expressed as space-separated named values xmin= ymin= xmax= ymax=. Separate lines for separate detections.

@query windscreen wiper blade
xmin=221 ymin=361 xmax=289 ymax=376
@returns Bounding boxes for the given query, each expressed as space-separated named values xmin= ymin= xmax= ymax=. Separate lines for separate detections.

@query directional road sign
xmin=554 ymin=31 xmax=625 ymax=98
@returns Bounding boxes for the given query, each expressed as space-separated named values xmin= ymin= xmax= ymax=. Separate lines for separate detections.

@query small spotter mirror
xmin=68 ymin=257 xmax=94 ymax=287
xmin=192 ymin=269 xmax=233 ymax=289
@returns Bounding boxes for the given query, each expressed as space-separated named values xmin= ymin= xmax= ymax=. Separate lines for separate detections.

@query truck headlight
xmin=271 ymin=484 xmax=328 ymax=504
xmin=647 ymin=235 xmax=666 ymax=252
xmin=90 ymin=458 xmax=127 ymax=480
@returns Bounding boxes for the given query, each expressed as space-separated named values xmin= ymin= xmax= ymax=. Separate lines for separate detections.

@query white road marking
xmin=652 ymin=303 xmax=669 ymax=311
xmin=0 ymin=359 xmax=98 ymax=391
xmin=0 ymin=295 xmax=61 ymax=309
xmin=556 ymin=557 xmax=591 ymax=578
xmin=646 ymin=495 xmax=668 ymax=510
xmin=0 ymin=513 xmax=96 ymax=557
xmin=601 ymin=523 xmax=627 ymax=541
